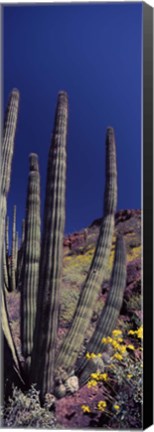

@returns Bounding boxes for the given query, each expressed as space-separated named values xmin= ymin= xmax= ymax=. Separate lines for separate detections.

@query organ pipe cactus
xmin=5 ymin=216 xmax=9 ymax=256
xmin=55 ymin=127 xmax=117 ymax=378
xmin=2 ymin=89 xmax=127 ymax=403
xmin=1 ymin=89 xmax=19 ymax=260
xmin=1 ymin=89 xmax=21 ymax=388
xmin=76 ymin=234 xmax=127 ymax=386
xmin=30 ymin=91 xmax=68 ymax=396
xmin=10 ymin=205 xmax=17 ymax=291
xmin=20 ymin=154 xmax=41 ymax=372
xmin=16 ymin=219 xmax=25 ymax=290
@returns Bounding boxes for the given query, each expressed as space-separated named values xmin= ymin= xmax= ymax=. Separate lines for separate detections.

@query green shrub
xmin=2 ymin=386 xmax=56 ymax=428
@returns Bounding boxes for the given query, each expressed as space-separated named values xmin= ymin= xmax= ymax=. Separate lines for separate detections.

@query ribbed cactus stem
xmin=21 ymin=219 xmax=25 ymax=245
xmin=3 ymin=241 xmax=9 ymax=290
xmin=31 ymin=91 xmax=68 ymax=397
xmin=20 ymin=153 xmax=41 ymax=371
xmin=10 ymin=205 xmax=17 ymax=291
xmin=55 ymin=127 xmax=117 ymax=377
xmin=77 ymin=235 xmax=126 ymax=386
xmin=0 ymin=89 xmax=19 ymax=261
xmin=16 ymin=219 xmax=25 ymax=290
xmin=5 ymin=216 xmax=9 ymax=256
xmin=104 ymin=127 xmax=117 ymax=215
xmin=15 ymin=231 xmax=18 ymax=269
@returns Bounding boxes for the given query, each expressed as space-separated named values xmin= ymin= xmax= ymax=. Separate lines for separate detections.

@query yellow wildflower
xmin=117 ymin=337 xmax=123 ymax=343
xmin=99 ymin=373 xmax=108 ymax=381
xmin=85 ymin=352 xmax=91 ymax=359
xmin=90 ymin=373 xmax=99 ymax=380
xmin=111 ymin=340 xmax=120 ymax=349
xmin=127 ymin=374 xmax=133 ymax=379
xmin=113 ymin=404 xmax=120 ymax=411
xmin=137 ymin=326 xmax=143 ymax=339
xmin=97 ymin=400 xmax=107 ymax=411
xmin=118 ymin=344 xmax=127 ymax=354
xmin=112 ymin=329 xmax=122 ymax=337
xmin=81 ymin=405 xmax=91 ymax=413
xmin=86 ymin=352 xmax=102 ymax=360
xmin=128 ymin=329 xmax=136 ymax=335
xmin=106 ymin=336 xmax=113 ymax=344
xmin=87 ymin=379 xmax=98 ymax=388
xmin=127 ymin=344 xmax=135 ymax=350
xmin=113 ymin=353 xmax=123 ymax=361
xmin=102 ymin=337 xmax=107 ymax=343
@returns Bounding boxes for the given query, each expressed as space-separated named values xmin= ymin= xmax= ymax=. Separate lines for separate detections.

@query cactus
xmin=10 ymin=205 xmax=17 ymax=291
xmin=15 ymin=231 xmax=18 ymax=269
xmin=16 ymin=219 xmax=25 ymax=290
xmin=55 ymin=127 xmax=117 ymax=377
xmin=1 ymin=90 xmax=21 ymax=394
xmin=1 ymin=89 xmax=19 ymax=261
xmin=20 ymin=154 xmax=41 ymax=371
xmin=5 ymin=216 xmax=9 ymax=256
xmin=30 ymin=91 xmax=68 ymax=396
xmin=76 ymin=234 xmax=127 ymax=386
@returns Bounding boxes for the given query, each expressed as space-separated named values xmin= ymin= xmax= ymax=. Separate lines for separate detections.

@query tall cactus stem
xmin=0 ymin=89 xmax=19 ymax=262
xmin=20 ymin=154 xmax=41 ymax=371
xmin=21 ymin=219 xmax=25 ymax=245
xmin=77 ymin=235 xmax=126 ymax=386
xmin=55 ymin=127 xmax=117 ymax=377
xmin=31 ymin=91 xmax=68 ymax=397
xmin=5 ymin=216 xmax=9 ymax=256
xmin=10 ymin=205 xmax=17 ymax=291
xmin=15 ymin=231 xmax=18 ymax=269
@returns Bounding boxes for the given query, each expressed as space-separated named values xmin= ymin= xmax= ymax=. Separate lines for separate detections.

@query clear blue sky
xmin=3 ymin=3 xmax=142 ymax=238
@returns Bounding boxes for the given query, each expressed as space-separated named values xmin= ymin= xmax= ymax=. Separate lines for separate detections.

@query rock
xmin=54 ymin=383 xmax=66 ymax=399
xmin=65 ymin=375 xmax=79 ymax=394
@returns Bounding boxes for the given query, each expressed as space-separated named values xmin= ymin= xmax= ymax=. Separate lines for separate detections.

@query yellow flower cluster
xmin=112 ymin=329 xmax=122 ymax=337
xmin=81 ymin=405 xmax=91 ymax=413
xmin=102 ymin=331 xmax=127 ymax=359
xmin=90 ymin=372 xmax=108 ymax=382
xmin=128 ymin=325 xmax=143 ymax=339
xmin=112 ymin=353 xmax=123 ymax=361
xmin=87 ymin=379 xmax=98 ymax=388
xmin=97 ymin=400 xmax=107 ymax=411
xmin=85 ymin=352 xmax=102 ymax=360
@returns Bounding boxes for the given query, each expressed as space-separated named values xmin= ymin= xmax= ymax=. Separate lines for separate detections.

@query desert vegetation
xmin=1 ymin=89 xmax=142 ymax=428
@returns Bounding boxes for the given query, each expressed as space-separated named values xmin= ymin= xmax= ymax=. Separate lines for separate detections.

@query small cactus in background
xmin=1 ymin=89 xmax=127 ymax=404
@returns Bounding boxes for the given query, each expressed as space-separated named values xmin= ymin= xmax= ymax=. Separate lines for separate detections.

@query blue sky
xmin=3 ymin=3 xmax=142 ymax=238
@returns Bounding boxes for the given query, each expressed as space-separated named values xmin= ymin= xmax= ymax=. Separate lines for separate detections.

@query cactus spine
xmin=30 ymin=92 xmax=68 ymax=396
xmin=20 ymin=154 xmax=41 ymax=371
xmin=55 ymin=127 xmax=117 ymax=376
xmin=77 ymin=235 xmax=127 ymax=386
